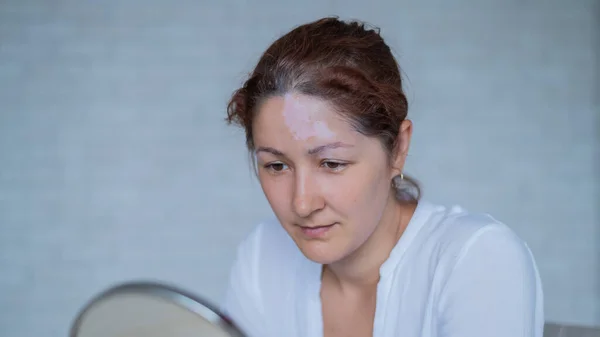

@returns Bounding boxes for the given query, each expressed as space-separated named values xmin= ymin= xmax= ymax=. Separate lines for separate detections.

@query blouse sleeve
xmin=222 ymin=225 xmax=267 ymax=337
xmin=437 ymin=225 xmax=545 ymax=337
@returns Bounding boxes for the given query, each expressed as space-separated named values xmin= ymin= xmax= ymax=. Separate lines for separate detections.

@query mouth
xmin=298 ymin=222 xmax=338 ymax=238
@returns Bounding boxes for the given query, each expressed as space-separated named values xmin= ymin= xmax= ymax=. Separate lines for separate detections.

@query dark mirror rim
xmin=69 ymin=280 xmax=245 ymax=337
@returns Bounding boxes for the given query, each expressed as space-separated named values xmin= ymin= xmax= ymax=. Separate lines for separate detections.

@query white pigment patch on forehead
xmin=282 ymin=93 xmax=336 ymax=141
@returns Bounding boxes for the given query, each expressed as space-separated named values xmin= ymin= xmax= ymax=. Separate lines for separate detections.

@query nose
xmin=292 ymin=172 xmax=325 ymax=218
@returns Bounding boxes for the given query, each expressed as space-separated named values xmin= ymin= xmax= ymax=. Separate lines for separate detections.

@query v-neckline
xmin=303 ymin=200 xmax=435 ymax=337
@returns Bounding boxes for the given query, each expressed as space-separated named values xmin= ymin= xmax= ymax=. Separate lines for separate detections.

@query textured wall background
xmin=0 ymin=1 xmax=598 ymax=336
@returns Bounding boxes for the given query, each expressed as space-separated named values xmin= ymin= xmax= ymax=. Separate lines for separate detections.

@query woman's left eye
xmin=322 ymin=161 xmax=347 ymax=171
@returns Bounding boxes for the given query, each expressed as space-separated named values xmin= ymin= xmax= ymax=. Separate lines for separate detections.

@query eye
xmin=264 ymin=162 xmax=288 ymax=173
xmin=321 ymin=161 xmax=347 ymax=172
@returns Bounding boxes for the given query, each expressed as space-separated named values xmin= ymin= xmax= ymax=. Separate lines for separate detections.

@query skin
xmin=252 ymin=92 xmax=415 ymax=337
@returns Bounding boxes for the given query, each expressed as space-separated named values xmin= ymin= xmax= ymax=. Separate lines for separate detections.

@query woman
xmin=222 ymin=17 xmax=544 ymax=337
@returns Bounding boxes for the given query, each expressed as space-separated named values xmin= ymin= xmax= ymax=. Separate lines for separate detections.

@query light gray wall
xmin=0 ymin=1 xmax=598 ymax=336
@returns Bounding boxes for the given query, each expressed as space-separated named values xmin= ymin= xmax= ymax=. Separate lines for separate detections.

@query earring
xmin=392 ymin=173 xmax=404 ymax=188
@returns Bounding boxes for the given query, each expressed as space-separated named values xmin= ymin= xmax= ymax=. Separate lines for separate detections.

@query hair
xmin=225 ymin=16 xmax=421 ymax=201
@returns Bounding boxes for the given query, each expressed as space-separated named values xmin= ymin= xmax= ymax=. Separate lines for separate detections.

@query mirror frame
xmin=69 ymin=281 xmax=245 ymax=337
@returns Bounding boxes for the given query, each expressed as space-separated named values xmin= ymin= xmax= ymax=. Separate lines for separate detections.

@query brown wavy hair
xmin=226 ymin=16 xmax=420 ymax=201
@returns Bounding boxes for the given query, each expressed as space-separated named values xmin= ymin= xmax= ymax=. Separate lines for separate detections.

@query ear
xmin=390 ymin=119 xmax=413 ymax=178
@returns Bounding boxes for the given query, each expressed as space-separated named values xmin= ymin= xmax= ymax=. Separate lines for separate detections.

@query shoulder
xmin=420 ymin=202 xmax=536 ymax=267
xmin=229 ymin=216 xmax=305 ymax=288
xmin=223 ymin=217 xmax=303 ymax=320
xmin=419 ymin=201 xmax=542 ymax=300
xmin=418 ymin=202 xmax=545 ymax=334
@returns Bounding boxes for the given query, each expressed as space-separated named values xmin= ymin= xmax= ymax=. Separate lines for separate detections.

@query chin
xmin=294 ymin=239 xmax=348 ymax=265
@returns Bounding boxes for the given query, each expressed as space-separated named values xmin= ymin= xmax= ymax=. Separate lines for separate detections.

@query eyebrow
xmin=255 ymin=142 xmax=354 ymax=157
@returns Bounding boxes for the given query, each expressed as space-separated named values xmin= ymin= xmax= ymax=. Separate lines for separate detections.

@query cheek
xmin=258 ymin=175 xmax=290 ymax=213
xmin=323 ymin=166 xmax=391 ymax=225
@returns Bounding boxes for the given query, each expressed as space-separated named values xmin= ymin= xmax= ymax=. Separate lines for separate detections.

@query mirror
xmin=70 ymin=281 xmax=246 ymax=337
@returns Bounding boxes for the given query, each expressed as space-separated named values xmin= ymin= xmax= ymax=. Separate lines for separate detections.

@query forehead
xmin=253 ymin=93 xmax=356 ymax=145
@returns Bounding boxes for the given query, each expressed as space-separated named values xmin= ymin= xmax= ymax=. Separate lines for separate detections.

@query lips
xmin=299 ymin=222 xmax=338 ymax=238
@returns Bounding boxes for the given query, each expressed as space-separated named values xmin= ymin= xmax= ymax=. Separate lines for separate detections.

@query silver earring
xmin=392 ymin=173 xmax=404 ymax=188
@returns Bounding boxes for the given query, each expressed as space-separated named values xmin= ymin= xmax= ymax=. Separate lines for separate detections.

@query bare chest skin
xmin=321 ymin=273 xmax=378 ymax=337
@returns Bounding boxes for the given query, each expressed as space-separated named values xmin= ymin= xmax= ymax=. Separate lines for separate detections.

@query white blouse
xmin=222 ymin=200 xmax=545 ymax=337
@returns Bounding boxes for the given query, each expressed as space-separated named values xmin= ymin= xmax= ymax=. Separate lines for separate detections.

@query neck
xmin=324 ymin=194 xmax=417 ymax=291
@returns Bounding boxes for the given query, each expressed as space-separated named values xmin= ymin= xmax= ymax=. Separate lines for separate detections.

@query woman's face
xmin=252 ymin=93 xmax=406 ymax=264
